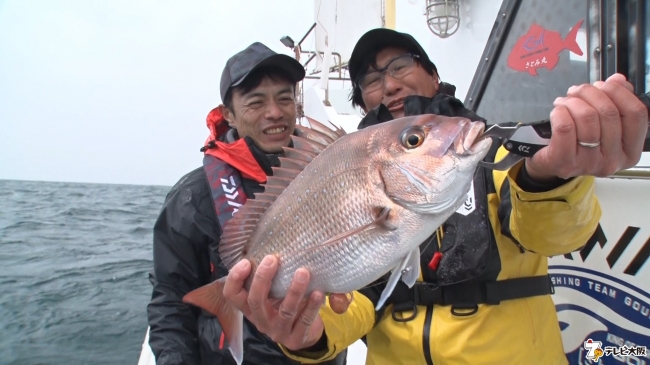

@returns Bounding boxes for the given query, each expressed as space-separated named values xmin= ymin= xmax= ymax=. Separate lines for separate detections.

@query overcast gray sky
xmin=0 ymin=0 xmax=317 ymax=186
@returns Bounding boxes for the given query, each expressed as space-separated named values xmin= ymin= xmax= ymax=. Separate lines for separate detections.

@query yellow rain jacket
xmin=282 ymin=146 xmax=600 ymax=365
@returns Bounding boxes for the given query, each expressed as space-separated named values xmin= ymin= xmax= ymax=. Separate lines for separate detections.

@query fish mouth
xmin=421 ymin=118 xmax=491 ymax=158
xmin=453 ymin=121 xmax=492 ymax=156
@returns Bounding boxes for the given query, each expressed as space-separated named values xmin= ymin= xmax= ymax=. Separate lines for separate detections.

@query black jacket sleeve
xmin=147 ymin=167 xmax=220 ymax=365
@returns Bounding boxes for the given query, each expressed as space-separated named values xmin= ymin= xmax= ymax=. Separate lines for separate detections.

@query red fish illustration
xmin=507 ymin=19 xmax=584 ymax=76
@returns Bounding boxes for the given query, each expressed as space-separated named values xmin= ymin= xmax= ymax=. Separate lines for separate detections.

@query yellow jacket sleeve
xmin=280 ymin=291 xmax=376 ymax=363
xmin=492 ymin=146 xmax=602 ymax=256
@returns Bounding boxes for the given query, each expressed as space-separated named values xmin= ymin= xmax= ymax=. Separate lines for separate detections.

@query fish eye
xmin=400 ymin=128 xmax=426 ymax=149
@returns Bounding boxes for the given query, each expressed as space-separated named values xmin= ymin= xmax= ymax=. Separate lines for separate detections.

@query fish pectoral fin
xmin=183 ymin=279 xmax=244 ymax=364
xmin=401 ymin=247 xmax=420 ymax=288
xmin=375 ymin=249 xmax=416 ymax=311
xmin=303 ymin=207 xmax=392 ymax=254
xmin=375 ymin=207 xmax=397 ymax=231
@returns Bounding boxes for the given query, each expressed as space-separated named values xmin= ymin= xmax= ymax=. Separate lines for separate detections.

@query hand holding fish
xmin=524 ymin=73 xmax=648 ymax=181
xmin=223 ymin=255 xmax=351 ymax=351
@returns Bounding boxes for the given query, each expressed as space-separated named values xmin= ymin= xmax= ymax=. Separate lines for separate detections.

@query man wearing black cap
xmin=220 ymin=28 xmax=648 ymax=365
xmin=146 ymin=42 xmax=346 ymax=365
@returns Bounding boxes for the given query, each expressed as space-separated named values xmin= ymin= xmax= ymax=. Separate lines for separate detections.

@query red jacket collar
xmin=203 ymin=107 xmax=267 ymax=183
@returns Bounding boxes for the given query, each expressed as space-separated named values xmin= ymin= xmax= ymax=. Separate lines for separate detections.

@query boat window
xmin=466 ymin=0 xmax=649 ymax=151
xmin=472 ymin=0 xmax=589 ymax=125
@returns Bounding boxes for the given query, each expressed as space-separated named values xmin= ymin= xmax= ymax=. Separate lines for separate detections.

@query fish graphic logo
xmin=507 ymin=20 xmax=584 ymax=76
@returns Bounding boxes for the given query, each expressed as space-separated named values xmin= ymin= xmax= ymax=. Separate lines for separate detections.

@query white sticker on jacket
xmin=455 ymin=181 xmax=475 ymax=216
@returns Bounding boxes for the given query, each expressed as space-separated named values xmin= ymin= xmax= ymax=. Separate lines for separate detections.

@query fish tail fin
xmin=564 ymin=19 xmax=584 ymax=56
xmin=183 ymin=278 xmax=244 ymax=364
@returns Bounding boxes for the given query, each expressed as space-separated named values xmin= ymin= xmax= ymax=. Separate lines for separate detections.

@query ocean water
xmin=0 ymin=179 xmax=169 ymax=365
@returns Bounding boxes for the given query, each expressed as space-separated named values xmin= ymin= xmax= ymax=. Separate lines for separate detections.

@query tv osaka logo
xmin=583 ymin=338 xmax=647 ymax=362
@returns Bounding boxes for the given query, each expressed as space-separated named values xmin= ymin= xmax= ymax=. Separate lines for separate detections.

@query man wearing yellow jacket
xmin=221 ymin=28 xmax=649 ymax=365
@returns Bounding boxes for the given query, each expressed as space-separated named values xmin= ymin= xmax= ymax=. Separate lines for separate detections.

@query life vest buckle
xmin=450 ymin=304 xmax=479 ymax=317
xmin=391 ymin=302 xmax=418 ymax=322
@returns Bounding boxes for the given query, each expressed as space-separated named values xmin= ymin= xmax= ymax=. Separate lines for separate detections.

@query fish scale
xmin=183 ymin=114 xmax=493 ymax=365
xmin=265 ymin=167 xmax=390 ymax=296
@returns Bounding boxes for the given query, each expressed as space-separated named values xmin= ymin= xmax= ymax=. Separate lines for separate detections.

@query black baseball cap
xmin=348 ymin=28 xmax=437 ymax=84
xmin=220 ymin=42 xmax=305 ymax=101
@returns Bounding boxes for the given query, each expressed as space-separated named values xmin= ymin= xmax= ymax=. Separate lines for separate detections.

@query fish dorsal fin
xmin=244 ymin=200 xmax=271 ymax=209
xmin=291 ymin=135 xmax=328 ymax=154
xmin=283 ymin=147 xmax=317 ymax=163
xmin=219 ymin=118 xmax=347 ymax=270
xmin=277 ymin=157 xmax=309 ymax=171
xmin=304 ymin=116 xmax=347 ymax=141
xmin=253 ymin=192 xmax=278 ymax=203
xmin=269 ymin=167 xmax=300 ymax=180
xmin=295 ymin=125 xmax=336 ymax=145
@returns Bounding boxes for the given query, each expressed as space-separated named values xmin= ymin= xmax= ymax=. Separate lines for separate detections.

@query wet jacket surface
xmin=147 ymin=128 xmax=347 ymax=365
xmin=281 ymin=86 xmax=601 ymax=365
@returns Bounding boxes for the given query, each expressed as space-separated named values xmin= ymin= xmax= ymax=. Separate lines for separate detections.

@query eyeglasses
xmin=356 ymin=54 xmax=421 ymax=93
